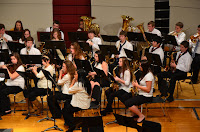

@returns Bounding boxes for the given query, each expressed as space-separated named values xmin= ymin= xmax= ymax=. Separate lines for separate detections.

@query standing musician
xmin=189 ymin=25 xmax=200 ymax=84
xmin=0 ymin=53 xmax=25 ymax=116
xmin=101 ymin=57 xmax=132 ymax=116
xmin=63 ymin=69 xmax=91 ymax=129
xmin=25 ymin=56 xmax=54 ymax=115
xmin=86 ymin=29 xmax=102 ymax=57
xmin=46 ymin=20 xmax=64 ymax=40
xmin=67 ymin=42 xmax=85 ymax=62
xmin=168 ymin=22 xmax=186 ymax=51
xmin=20 ymin=37 xmax=41 ymax=55
xmin=10 ymin=20 xmax=24 ymax=32
xmin=125 ymin=60 xmax=154 ymax=123
xmin=115 ymin=31 xmax=133 ymax=59
xmin=157 ymin=41 xmax=192 ymax=102
xmin=146 ymin=21 xmax=162 ymax=37
xmin=88 ymin=50 xmax=110 ymax=105
xmin=47 ymin=60 xmax=77 ymax=119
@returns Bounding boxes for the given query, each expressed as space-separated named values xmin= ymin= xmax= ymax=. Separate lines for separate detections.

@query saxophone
xmin=130 ymin=69 xmax=139 ymax=96
xmin=110 ymin=66 xmax=119 ymax=91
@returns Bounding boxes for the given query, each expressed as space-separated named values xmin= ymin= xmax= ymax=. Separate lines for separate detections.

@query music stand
xmin=127 ymin=32 xmax=145 ymax=42
xmin=5 ymin=31 xmax=23 ymax=41
xmin=20 ymin=55 xmax=42 ymax=65
xmin=124 ymin=49 xmax=139 ymax=61
xmin=74 ymin=59 xmax=93 ymax=74
xmin=0 ymin=49 xmax=10 ymax=64
xmin=38 ymin=69 xmax=63 ymax=132
xmin=163 ymin=34 xmax=178 ymax=49
xmin=7 ymin=41 xmax=25 ymax=54
xmin=144 ymin=32 xmax=158 ymax=42
xmin=37 ymin=32 xmax=51 ymax=42
xmin=101 ymin=35 xmax=119 ymax=45
xmin=68 ymin=32 xmax=88 ymax=42
xmin=78 ymin=42 xmax=92 ymax=52
xmin=17 ymin=71 xmax=38 ymax=120
xmin=67 ymin=116 xmax=104 ymax=132
xmin=99 ymin=45 xmax=119 ymax=57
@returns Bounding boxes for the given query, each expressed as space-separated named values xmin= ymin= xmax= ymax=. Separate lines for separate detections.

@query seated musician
xmin=77 ymin=19 xmax=84 ymax=31
xmin=19 ymin=29 xmax=35 ymax=47
xmin=63 ymin=69 xmax=91 ymax=129
xmin=157 ymin=41 xmax=192 ymax=102
xmin=146 ymin=21 xmax=161 ymax=37
xmin=125 ymin=60 xmax=154 ymax=123
xmin=189 ymin=25 xmax=200 ymax=84
xmin=47 ymin=60 xmax=77 ymax=119
xmin=25 ymin=56 xmax=54 ymax=115
xmin=20 ymin=36 xmax=41 ymax=55
xmin=0 ymin=24 xmax=13 ymax=52
xmin=86 ymin=29 xmax=102 ymax=57
xmin=88 ymin=50 xmax=110 ymax=105
xmin=67 ymin=42 xmax=85 ymax=62
xmin=115 ymin=31 xmax=133 ymax=60
xmin=168 ymin=22 xmax=186 ymax=51
xmin=0 ymin=53 xmax=25 ymax=115
xmin=10 ymin=20 xmax=24 ymax=32
xmin=101 ymin=57 xmax=132 ymax=116
xmin=46 ymin=20 xmax=64 ymax=40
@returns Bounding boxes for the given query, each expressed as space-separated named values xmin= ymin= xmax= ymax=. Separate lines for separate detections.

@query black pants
xmin=47 ymin=91 xmax=72 ymax=118
xmin=0 ymin=84 xmax=22 ymax=113
xmin=63 ymin=103 xmax=81 ymax=127
xmin=125 ymin=95 xmax=153 ymax=107
xmin=157 ymin=69 xmax=187 ymax=98
xmin=105 ymin=88 xmax=132 ymax=110
xmin=24 ymin=87 xmax=49 ymax=101
xmin=191 ymin=53 xmax=200 ymax=83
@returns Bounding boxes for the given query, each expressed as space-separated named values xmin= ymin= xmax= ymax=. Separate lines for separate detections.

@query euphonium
xmin=80 ymin=16 xmax=93 ymax=31
xmin=190 ymin=33 xmax=200 ymax=43
xmin=90 ymin=23 xmax=100 ymax=37
xmin=137 ymin=23 xmax=151 ymax=57
xmin=121 ymin=15 xmax=134 ymax=32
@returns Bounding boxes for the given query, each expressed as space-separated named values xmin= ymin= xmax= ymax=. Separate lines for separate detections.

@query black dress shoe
xmin=166 ymin=97 xmax=174 ymax=103
xmin=100 ymin=109 xmax=113 ymax=116
xmin=2 ymin=110 xmax=12 ymax=115
xmin=189 ymin=81 xmax=197 ymax=84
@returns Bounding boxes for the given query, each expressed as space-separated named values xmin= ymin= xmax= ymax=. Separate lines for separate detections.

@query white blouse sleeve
xmin=124 ymin=70 xmax=131 ymax=86
xmin=58 ymin=74 xmax=70 ymax=86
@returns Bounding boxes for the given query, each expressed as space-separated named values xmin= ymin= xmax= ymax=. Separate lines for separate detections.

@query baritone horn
xmin=121 ymin=15 xmax=134 ymax=32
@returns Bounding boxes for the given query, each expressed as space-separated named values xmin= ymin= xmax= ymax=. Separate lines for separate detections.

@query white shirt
xmin=189 ymin=34 xmax=200 ymax=54
xmin=149 ymin=46 xmax=164 ymax=64
xmin=19 ymin=38 xmax=36 ymax=47
xmin=116 ymin=40 xmax=133 ymax=58
xmin=119 ymin=70 xmax=132 ymax=93
xmin=168 ymin=31 xmax=186 ymax=46
xmin=46 ymin=27 xmax=64 ymax=40
xmin=68 ymin=82 xmax=91 ymax=109
xmin=58 ymin=73 xmax=72 ymax=95
xmin=0 ymin=33 xmax=13 ymax=51
xmin=20 ymin=47 xmax=41 ymax=55
xmin=67 ymin=53 xmax=85 ymax=62
xmin=138 ymin=72 xmax=154 ymax=97
xmin=176 ymin=51 xmax=192 ymax=72
xmin=147 ymin=28 xmax=162 ymax=37
xmin=87 ymin=37 xmax=102 ymax=57
xmin=5 ymin=65 xmax=25 ymax=89
xmin=36 ymin=65 xmax=54 ymax=89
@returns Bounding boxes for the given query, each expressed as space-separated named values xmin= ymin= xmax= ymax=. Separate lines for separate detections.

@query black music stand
xmin=7 ymin=41 xmax=25 ymax=54
xmin=68 ymin=32 xmax=88 ymax=42
xmin=0 ymin=50 xmax=10 ymax=64
xmin=127 ymin=32 xmax=145 ymax=42
xmin=5 ymin=31 xmax=23 ymax=41
xmin=163 ymin=34 xmax=178 ymax=47
xmin=99 ymin=45 xmax=119 ymax=57
xmin=20 ymin=55 xmax=42 ymax=65
xmin=74 ymin=59 xmax=93 ymax=74
xmin=37 ymin=32 xmax=51 ymax=42
xmin=17 ymin=71 xmax=39 ymax=120
xmin=38 ymin=69 xmax=63 ymax=132
xmin=124 ymin=49 xmax=139 ymax=61
xmin=101 ymin=35 xmax=119 ymax=45
xmin=78 ymin=42 xmax=92 ymax=52
xmin=145 ymin=32 xmax=158 ymax=42
xmin=67 ymin=116 xmax=104 ymax=132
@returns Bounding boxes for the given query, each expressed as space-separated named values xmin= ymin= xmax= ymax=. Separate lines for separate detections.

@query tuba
xmin=137 ymin=23 xmax=151 ymax=57
xmin=121 ymin=15 xmax=134 ymax=32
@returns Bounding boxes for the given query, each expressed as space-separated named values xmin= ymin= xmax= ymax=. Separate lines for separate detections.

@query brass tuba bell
xmin=121 ymin=15 xmax=134 ymax=32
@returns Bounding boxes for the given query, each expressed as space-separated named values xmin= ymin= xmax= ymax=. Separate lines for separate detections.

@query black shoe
xmin=100 ymin=109 xmax=113 ymax=116
xmin=153 ymin=89 xmax=155 ymax=93
xmin=166 ymin=97 xmax=174 ymax=103
xmin=189 ymin=81 xmax=197 ymax=84
xmin=2 ymin=110 xmax=12 ymax=116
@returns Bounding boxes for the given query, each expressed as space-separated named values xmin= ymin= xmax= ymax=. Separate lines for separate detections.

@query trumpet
xmin=190 ymin=33 xmax=200 ymax=43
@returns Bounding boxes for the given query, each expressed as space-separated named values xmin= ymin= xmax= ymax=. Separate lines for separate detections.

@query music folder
xmin=7 ymin=41 xmax=25 ymax=54
xmin=99 ymin=45 xmax=119 ymax=57
xmin=101 ymin=35 xmax=119 ymax=42
xmin=68 ymin=31 xmax=88 ymax=42
xmin=37 ymin=32 xmax=51 ymax=42
xmin=127 ymin=32 xmax=145 ymax=42
xmin=145 ymin=52 xmax=162 ymax=67
xmin=78 ymin=42 xmax=92 ymax=52
xmin=163 ymin=34 xmax=178 ymax=46
xmin=0 ymin=69 xmax=10 ymax=79
xmin=124 ymin=49 xmax=139 ymax=61
xmin=20 ymin=55 xmax=42 ymax=64
xmin=0 ymin=49 xmax=10 ymax=64
xmin=144 ymin=32 xmax=158 ymax=42
xmin=5 ymin=31 xmax=23 ymax=41
xmin=74 ymin=59 xmax=93 ymax=73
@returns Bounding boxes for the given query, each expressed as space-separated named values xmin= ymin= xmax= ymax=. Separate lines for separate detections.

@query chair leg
xmin=14 ymin=94 xmax=16 ymax=113
xmin=176 ymin=81 xmax=179 ymax=98
xmin=145 ymin=104 xmax=148 ymax=118
xmin=190 ymin=81 xmax=196 ymax=95
xmin=164 ymin=102 xmax=172 ymax=122
xmin=40 ymin=96 xmax=44 ymax=115
xmin=160 ymin=103 xmax=166 ymax=116
xmin=141 ymin=104 xmax=143 ymax=113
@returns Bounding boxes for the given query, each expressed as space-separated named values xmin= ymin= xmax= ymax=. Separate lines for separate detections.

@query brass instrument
xmin=130 ymin=69 xmax=139 ymax=96
xmin=80 ymin=16 xmax=100 ymax=36
xmin=121 ymin=15 xmax=134 ymax=32
xmin=190 ymin=33 xmax=200 ymax=43
xmin=110 ymin=66 xmax=119 ymax=91
xmin=137 ymin=23 xmax=151 ymax=57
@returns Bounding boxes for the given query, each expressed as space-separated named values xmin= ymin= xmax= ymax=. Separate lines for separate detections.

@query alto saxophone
xmin=130 ymin=69 xmax=139 ymax=96
xmin=110 ymin=66 xmax=119 ymax=91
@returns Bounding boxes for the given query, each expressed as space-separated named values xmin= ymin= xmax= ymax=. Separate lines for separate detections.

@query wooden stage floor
xmin=0 ymin=79 xmax=200 ymax=132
